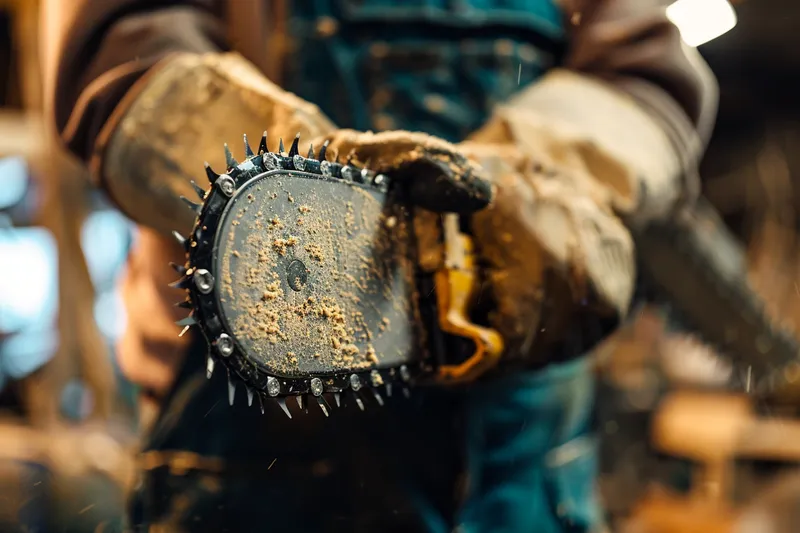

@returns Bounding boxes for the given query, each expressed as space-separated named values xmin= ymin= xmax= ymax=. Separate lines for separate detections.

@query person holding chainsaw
xmin=43 ymin=1 xmax=717 ymax=531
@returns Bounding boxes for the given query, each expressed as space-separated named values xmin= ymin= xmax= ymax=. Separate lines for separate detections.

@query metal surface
xmin=169 ymin=133 xmax=425 ymax=416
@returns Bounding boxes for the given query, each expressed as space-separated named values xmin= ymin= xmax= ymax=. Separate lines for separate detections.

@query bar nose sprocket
xmin=169 ymin=133 xmax=425 ymax=419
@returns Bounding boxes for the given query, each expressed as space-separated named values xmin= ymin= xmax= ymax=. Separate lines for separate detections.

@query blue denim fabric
xmin=284 ymin=0 xmax=565 ymax=143
xmin=457 ymin=358 xmax=599 ymax=533
xmin=394 ymin=359 xmax=599 ymax=533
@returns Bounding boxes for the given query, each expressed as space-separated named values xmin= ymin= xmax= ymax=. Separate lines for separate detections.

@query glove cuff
xmin=92 ymin=52 xmax=336 ymax=235
xmin=471 ymin=68 xmax=701 ymax=226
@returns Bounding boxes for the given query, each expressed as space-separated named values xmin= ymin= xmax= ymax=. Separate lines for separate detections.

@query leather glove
xmin=447 ymin=68 xmax=692 ymax=363
xmin=309 ymin=129 xmax=492 ymax=214
xmin=316 ymin=130 xmax=634 ymax=365
xmin=461 ymin=141 xmax=635 ymax=361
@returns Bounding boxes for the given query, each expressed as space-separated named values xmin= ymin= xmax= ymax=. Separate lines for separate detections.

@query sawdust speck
xmin=262 ymin=281 xmax=282 ymax=301
xmin=306 ymin=243 xmax=325 ymax=262
xmin=272 ymin=236 xmax=298 ymax=255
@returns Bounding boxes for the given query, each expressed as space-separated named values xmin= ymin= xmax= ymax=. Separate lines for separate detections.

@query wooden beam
xmin=0 ymin=111 xmax=45 ymax=158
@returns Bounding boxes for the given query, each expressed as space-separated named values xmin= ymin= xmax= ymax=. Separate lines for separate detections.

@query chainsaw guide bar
xmin=170 ymin=133 xmax=429 ymax=418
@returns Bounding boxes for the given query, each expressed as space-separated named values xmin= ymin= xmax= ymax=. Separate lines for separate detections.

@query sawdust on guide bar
xmin=217 ymin=174 xmax=419 ymax=378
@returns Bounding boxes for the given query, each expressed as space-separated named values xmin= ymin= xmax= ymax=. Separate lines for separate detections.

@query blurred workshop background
xmin=0 ymin=0 xmax=799 ymax=532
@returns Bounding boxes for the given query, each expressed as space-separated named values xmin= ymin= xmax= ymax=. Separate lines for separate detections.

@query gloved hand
xmin=319 ymin=129 xmax=635 ymax=364
xmin=309 ymin=129 xmax=492 ymax=214
xmin=460 ymin=140 xmax=635 ymax=360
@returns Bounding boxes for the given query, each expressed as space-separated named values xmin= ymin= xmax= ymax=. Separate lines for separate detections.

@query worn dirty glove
xmin=97 ymin=52 xmax=335 ymax=236
xmin=460 ymin=141 xmax=635 ymax=361
xmin=310 ymin=129 xmax=493 ymax=214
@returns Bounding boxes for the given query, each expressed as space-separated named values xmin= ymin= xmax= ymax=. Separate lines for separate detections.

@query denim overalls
xmin=133 ymin=2 xmax=601 ymax=532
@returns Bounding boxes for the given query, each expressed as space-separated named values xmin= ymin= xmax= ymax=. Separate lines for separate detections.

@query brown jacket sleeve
xmin=43 ymin=1 xmax=228 ymax=163
xmin=565 ymin=0 xmax=718 ymax=164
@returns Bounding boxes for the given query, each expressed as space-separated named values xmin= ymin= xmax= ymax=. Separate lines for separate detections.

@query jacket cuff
xmin=492 ymin=69 xmax=701 ymax=225
xmin=88 ymin=53 xmax=181 ymax=193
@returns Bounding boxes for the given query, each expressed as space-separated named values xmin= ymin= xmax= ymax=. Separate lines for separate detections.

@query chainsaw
xmin=169 ymin=131 xmax=800 ymax=419
xmin=168 ymin=132 xmax=504 ymax=418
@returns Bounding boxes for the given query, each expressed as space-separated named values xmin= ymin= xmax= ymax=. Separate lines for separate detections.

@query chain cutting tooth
xmin=224 ymin=143 xmax=238 ymax=169
xmin=316 ymin=396 xmax=331 ymax=417
xmin=178 ymin=325 xmax=191 ymax=337
xmin=333 ymin=392 xmax=341 ymax=407
xmin=295 ymin=395 xmax=309 ymax=413
xmin=288 ymin=133 xmax=301 ymax=158
xmin=227 ymin=373 xmax=237 ymax=406
xmin=243 ymin=134 xmax=255 ymax=158
xmin=169 ymin=277 xmax=190 ymax=290
xmin=307 ymin=144 xmax=315 ymax=159
xmin=362 ymin=160 xmax=374 ymax=180
xmin=204 ymin=162 xmax=219 ymax=184
xmin=246 ymin=386 xmax=254 ymax=406
xmin=370 ymin=388 xmax=385 ymax=407
xmin=169 ymin=262 xmax=187 ymax=275
xmin=175 ymin=300 xmax=193 ymax=309
xmin=318 ymin=140 xmax=329 ymax=162
xmin=175 ymin=315 xmax=196 ymax=327
xmin=385 ymin=383 xmax=393 ymax=398
xmin=278 ymin=138 xmax=285 ymax=155
xmin=257 ymin=392 xmax=266 ymax=414
xmin=172 ymin=230 xmax=188 ymax=249
xmin=189 ymin=180 xmax=206 ymax=201
xmin=180 ymin=196 xmax=202 ymax=213
xmin=353 ymin=392 xmax=365 ymax=411
xmin=276 ymin=398 xmax=292 ymax=419
xmin=258 ymin=131 xmax=268 ymax=154
xmin=206 ymin=354 xmax=215 ymax=379
xmin=349 ymin=374 xmax=365 ymax=410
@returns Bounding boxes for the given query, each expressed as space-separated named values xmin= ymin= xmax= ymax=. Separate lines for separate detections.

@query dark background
xmin=700 ymin=0 xmax=800 ymax=237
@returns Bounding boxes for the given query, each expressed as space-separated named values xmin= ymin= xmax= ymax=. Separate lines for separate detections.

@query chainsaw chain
xmin=168 ymin=132 xmax=421 ymax=418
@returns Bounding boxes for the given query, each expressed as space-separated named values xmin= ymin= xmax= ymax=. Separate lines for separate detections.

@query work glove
xmin=461 ymin=141 xmax=634 ymax=361
xmin=450 ymin=68 xmax=692 ymax=363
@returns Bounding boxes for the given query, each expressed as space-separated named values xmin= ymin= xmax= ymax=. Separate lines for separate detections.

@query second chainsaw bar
xmin=635 ymin=198 xmax=800 ymax=398
xmin=170 ymin=133 xmax=427 ymax=418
